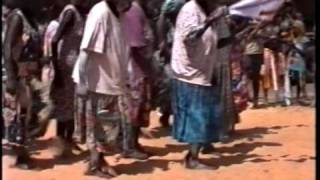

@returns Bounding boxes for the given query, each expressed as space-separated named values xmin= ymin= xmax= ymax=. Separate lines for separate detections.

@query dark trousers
xmin=244 ymin=54 xmax=263 ymax=105
xmin=57 ymin=120 xmax=74 ymax=141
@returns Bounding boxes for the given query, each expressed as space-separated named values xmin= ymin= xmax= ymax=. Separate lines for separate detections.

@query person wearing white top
xmin=170 ymin=0 xmax=227 ymax=170
xmin=72 ymin=0 xmax=132 ymax=178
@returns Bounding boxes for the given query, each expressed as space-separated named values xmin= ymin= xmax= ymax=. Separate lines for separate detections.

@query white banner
xmin=229 ymin=0 xmax=285 ymax=21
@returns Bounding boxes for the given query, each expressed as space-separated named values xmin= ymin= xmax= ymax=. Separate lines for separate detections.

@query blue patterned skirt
xmin=171 ymin=79 xmax=222 ymax=144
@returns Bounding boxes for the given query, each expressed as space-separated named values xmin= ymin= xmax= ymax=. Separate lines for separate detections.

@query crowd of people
xmin=2 ymin=0 xmax=315 ymax=178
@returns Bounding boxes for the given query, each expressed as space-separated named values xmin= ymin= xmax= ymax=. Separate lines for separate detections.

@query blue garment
xmin=171 ymin=79 xmax=222 ymax=144
xmin=160 ymin=0 xmax=186 ymax=46
xmin=161 ymin=0 xmax=186 ymax=17
xmin=289 ymin=50 xmax=306 ymax=73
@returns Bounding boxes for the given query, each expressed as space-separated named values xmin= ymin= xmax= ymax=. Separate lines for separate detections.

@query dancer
xmin=50 ymin=0 xmax=88 ymax=157
xmin=156 ymin=0 xmax=187 ymax=127
xmin=3 ymin=4 xmax=43 ymax=169
xmin=121 ymin=0 xmax=154 ymax=160
xmin=170 ymin=0 xmax=227 ymax=169
xmin=73 ymin=0 xmax=132 ymax=177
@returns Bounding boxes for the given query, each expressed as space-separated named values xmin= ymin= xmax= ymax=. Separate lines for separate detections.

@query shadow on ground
xmin=3 ymin=121 xmax=310 ymax=174
xmin=3 ymin=140 xmax=89 ymax=171
xmin=149 ymin=126 xmax=172 ymax=138
xmin=143 ymin=143 xmax=188 ymax=157
xmin=225 ymin=125 xmax=290 ymax=143
xmin=115 ymin=159 xmax=180 ymax=175
xmin=202 ymin=141 xmax=282 ymax=168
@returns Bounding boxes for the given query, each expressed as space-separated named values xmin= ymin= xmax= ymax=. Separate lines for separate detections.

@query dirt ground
xmin=2 ymin=104 xmax=315 ymax=180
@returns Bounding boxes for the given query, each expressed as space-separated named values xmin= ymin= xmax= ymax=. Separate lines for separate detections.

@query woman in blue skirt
xmin=170 ymin=0 xmax=228 ymax=169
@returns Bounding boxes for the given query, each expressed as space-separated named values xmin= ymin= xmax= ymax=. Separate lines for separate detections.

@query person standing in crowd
xmin=201 ymin=15 xmax=235 ymax=154
xmin=277 ymin=3 xmax=310 ymax=106
xmin=260 ymin=19 xmax=281 ymax=105
xmin=3 ymin=3 xmax=43 ymax=169
xmin=158 ymin=0 xmax=186 ymax=57
xmin=2 ymin=6 xmax=10 ymax=138
xmin=72 ymin=0 xmax=132 ymax=177
xmin=170 ymin=0 xmax=228 ymax=169
xmin=243 ymin=25 xmax=264 ymax=109
xmin=278 ymin=16 xmax=294 ymax=106
xmin=215 ymin=17 xmax=238 ymax=141
xmin=50 ymin=0 xmax=88 ymax=158
xmin=304 ymin=35 xmax=315 ymax=107
xmin=121 ymin=0 xmax=154 ymax=160
xmin=227 ymin=18 xmax=250 ymax=116
xmin=42 ymin=3 xmax=63 ymax=87
xmin=230 ymin=41 xmax=249 ymax=116
xmin=231 ymin=45 xmax=249 ymax=114
xmin=288 ymin=20 xmax=310 ymax=102
xmin=156 ymin=0 xmax=186 ymax=127
xmin=27 ymin=4 xmax=65 ymax=139
xmin=261 ymin=47 xmax=274 ymax=104
xmin=203 ymin=14 xmax=252 ymax=153
xmin=218 ymin=14 xmax=254 ymax=133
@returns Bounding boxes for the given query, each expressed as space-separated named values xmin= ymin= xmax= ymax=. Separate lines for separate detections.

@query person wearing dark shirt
xmin=50 ymin=0 xmax=88 ymax=158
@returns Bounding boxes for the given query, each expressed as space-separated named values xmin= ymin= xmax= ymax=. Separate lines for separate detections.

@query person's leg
xmin=74 ymin=95 xmax=86 ymax=144
xmin=284 ymin=69 xmax=291 ymax=106
xmin=51 ymin=85 xmax=69 ymax=157
xmin=159 ymin=91 xmax=172 ymax=128
xmin=85 ymin=92 xmax=118 ymax=178
xmin=300 ymin=72 xmax=308 ymax=99
xmin=55 ymin=120 xmax=78 ymax=158
xmin=13 ymin=106 xmax=34 ymax=169
xmin=26 ymin=76 xmax=51 ymax=137
xmin=56 ymin=121 xmax=66 ymax=138
xmin=250 ymin=54 xmax=263 ymax=108
xmin=296 ymin=72 xmax=301 ymax=101
xmin=262 ymin=78 xmax=269 ymax=105
xmin=252 ymin=75 xmax=260 ymax=108
xmin=184 ymin=143 xmax=213 ymax=169
xmin=134 ymin=98 xmax=151 ymax=151
xmin=3 ymin=78 xmax=33 ymax=169
xmin=122 ymin=119 xmax=149 ymax=160
xmin=159 ymin=111 xmax=170 ymax=127
xmin=13 ymin=145 xmax=33 ymax=169
xmin=122 ymin=80 xmax=149 ymax=160
xmin=244 ymin=56 xmax=253 ymax=103
xmin=65 ymin=119 xmax=74 ymax=142
xmin=201 ymin=143 xmax=215 ymax=154
xmin=63 ymin=119 xmax=83 ymax=152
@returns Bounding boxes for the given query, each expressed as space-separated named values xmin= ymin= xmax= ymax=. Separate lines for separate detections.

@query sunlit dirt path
xmin=3 ymin=105 xmax=315 ymax=180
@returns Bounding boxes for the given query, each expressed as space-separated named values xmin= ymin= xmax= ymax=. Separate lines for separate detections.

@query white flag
xmin=229 ymin=0 xmax=285 ymax=21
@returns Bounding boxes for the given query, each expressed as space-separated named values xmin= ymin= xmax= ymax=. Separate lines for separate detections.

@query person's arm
xmin=131 ymin=46 xmax=154 ymax=77
xmin=77 ymin=50 xmax=89 ymax=86
xmin=75 ymin=50 xmax=89 ymax=97
xmin=247 ymin=20 xmax=270 ymax=40
xmin=157 ymin=0 xmax=173 ymax=58
xmin=4 ymin=15 xmax=23 ymax=94
xmin=184 ymin=6 xmax=228 ymax=44
xmin=131 ymin=8 xmax=155 ymax=77
xmin=157 ymin=13 xmax=169 ymax=48
xmin=217 ymin=23 xmax=254 ymax=49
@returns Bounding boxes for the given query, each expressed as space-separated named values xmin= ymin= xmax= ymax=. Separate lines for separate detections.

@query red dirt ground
xmin=3 ymin=105 xmax=315 ymax=180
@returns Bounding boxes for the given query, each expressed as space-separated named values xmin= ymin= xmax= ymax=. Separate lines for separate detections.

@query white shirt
xmin=171 ymin=0 xmax=218 ymax=86
xmin=72 ymin=1 xmax=130 ymax=95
